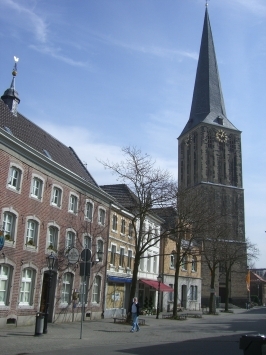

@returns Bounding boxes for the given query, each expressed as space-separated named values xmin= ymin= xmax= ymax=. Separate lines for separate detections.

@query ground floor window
xmin=190 ymin=285 xmax=198 ymax=301
xmin=61 ymin=272 xmax=73 ymax=305
xmin=19 ymin=268 xmax=35 ymax=305
xmin=0 ymin=264 xmax=12 ymax=306
xmin=92 ymin=276 xmax=101 ymax=303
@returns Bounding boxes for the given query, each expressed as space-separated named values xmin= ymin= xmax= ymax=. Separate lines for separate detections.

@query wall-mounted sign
xmin=67 ymin=247 xmax=79 ymax=264
xmin=0 ymin=231 xmax=5 ymax=251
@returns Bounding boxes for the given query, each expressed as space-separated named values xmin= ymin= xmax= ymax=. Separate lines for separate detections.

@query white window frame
xmin=68 ymin=193 xmax=78 ymax=214
xmin=97 ymin=239 xmax=104 ymax=261
xmin=98 ymin=207 xmax=106 ymax=226
xmin=7 ymin=164 xmax=23 ymax=192
xmin=170 ymin=254 xmax=176 ymax=269
xmin=25 ymin=218 xmax=39 ymax=248
xmin=30 ymin=175 xmax=44 ymax=200
xmin=0 ymin=264 xmax=12 ymax=306
xmin=66 ymin=229 xmax=76 ymax=249
xmin=190 ymin=285 xmax=198 ymax=301
xmin=84 ymin=235 xmax=92 ymax=250
xmin=2 ymin=210 xmax=17 ymax=243
xmin=85 ymin=200 xmax=93 ymax=221
xmin=19 ymin=268 xmax=35 ymax=306
xmin=61 ymin=272 xmax=73 ymax=305
xmin=51 ymin=185 xmax=62 ymax=208
xmin=92 ymin=275 xmax=101 ymax=303
xmin=47 ymin=224 xmax=59 ymax=252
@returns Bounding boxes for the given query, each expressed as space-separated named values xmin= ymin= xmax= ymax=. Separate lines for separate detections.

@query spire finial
xmin=12 ymin=56 xmax=19 ymax=77
xmin=206 ymin=0 xmax=209 ymax=7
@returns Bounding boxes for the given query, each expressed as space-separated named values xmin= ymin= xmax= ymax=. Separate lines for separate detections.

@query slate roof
xmin=152 ymin=206 xmax=177 ymax=230
xmin=180 ymin=8 xmax=239 ymax=138
xmin=0 ymin=98 xmax=98 ymax=186
xmin=100 ymin=184 xmax=138 ymax=210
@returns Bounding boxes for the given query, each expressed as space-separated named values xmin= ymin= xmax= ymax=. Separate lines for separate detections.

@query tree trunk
xmin=224 ymin=268 xmax=230 ymax=312
xmin=126 ymin=253 xmax=140 ymax=322
xmin=173 ymin=246 xmax=181 ymax=317
xmin=209 ymin=269 xmax=216 ymax=314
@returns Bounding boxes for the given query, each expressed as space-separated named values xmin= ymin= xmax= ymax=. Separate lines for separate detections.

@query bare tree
xmin=218 ymin=237 xmax=259 ymax=312
xmin=166 ymin=186 xmax=217 ymax=317
xmin=100 ymin=147 xmax=174 ymax=320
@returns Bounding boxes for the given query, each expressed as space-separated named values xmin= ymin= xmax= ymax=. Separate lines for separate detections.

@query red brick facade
xmin=0 ymin=143 xmax=111 ymax=327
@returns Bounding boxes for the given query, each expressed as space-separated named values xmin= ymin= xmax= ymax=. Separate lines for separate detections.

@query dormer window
xmin=217 ymin=116 xmax=224 ymax=125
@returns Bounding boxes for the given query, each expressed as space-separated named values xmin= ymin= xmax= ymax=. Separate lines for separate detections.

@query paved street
xmin=0 ymin=308 xmax=265 ymax=355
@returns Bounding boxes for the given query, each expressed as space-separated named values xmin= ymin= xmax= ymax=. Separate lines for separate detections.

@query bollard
xmin=34 ymin=312 xmax=44 ymax=336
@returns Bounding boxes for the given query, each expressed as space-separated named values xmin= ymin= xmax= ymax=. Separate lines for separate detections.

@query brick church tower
xmin=178 ymin=6 xmax=246 ymax=307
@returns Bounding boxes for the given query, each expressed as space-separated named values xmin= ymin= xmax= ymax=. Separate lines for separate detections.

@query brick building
xmin=0 ymin=61 xmax=112 ymax=327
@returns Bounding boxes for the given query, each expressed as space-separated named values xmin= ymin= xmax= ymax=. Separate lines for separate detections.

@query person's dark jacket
xmin=129 ymin=302 xmax=140 ymax=316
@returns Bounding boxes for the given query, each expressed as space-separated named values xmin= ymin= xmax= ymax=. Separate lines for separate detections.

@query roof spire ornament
xmin=1 ymin=56 xmax=20 ymax=116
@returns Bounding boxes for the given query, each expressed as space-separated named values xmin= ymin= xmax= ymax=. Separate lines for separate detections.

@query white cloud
xmin=95 ymin=33 xmax=198 ymax=60
xmin=0 ymin=0 xmax=48 ymax=42
xmin=29 ymin=44 xmax=88 ymax=68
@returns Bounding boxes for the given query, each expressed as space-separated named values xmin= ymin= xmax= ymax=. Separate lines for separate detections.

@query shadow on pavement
xmin=117 ymin=335 xmax=242 ymax=355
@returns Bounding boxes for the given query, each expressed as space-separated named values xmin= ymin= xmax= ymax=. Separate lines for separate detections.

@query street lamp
xmin=43 ymin=252 xmax=56 ymax=334
xmin=156 ymin=274 xmax=162 ymax=319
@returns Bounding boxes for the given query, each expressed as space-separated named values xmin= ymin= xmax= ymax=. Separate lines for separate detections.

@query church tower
xmin=178 ymin=6 xmax=246 ymax=306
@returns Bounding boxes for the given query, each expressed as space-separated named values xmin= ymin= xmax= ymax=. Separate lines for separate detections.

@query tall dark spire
xmin=1 ymin=57 xmax=20 ymax=116
xmin=180 ymin=7 xmax=238 ymax=137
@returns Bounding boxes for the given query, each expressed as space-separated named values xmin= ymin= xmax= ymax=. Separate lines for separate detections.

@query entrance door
xmin=181 ymin=285 xmax=187 ymax=309
xmin=40 ymin=271 xmax=57 ymax=322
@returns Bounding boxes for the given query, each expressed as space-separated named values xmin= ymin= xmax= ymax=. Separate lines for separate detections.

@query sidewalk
xmin=0 ymin=309 xmax=250 ymax=355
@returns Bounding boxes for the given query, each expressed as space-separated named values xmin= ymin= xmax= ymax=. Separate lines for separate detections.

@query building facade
xmin=0 ymin=63 xmax=112 ymax=327
xmin=178 ymin=7 xmax=246 ymax=307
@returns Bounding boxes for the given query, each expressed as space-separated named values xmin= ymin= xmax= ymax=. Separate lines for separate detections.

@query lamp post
xmin=43 ymin=252 xmax=56 ymax=334
xmin=156 ymin=274 xmax=162 ymax=319
xmin=79 ymin=248 xmax=103 ymax=339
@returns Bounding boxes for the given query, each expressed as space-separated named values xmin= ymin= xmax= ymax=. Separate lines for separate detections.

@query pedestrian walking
xmin=129 ymin=297 xmax=140 ymax=332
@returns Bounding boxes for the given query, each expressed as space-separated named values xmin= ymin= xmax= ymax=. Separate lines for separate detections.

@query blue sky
xmin=0 ymin=0 xmax=265 ymax=267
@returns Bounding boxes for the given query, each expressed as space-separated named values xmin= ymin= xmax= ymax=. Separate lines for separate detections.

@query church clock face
xmin=216 ymin=129 xmax=227 ymax=143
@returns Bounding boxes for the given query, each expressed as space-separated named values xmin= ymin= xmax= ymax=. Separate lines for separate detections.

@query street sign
xmin=81 ymin=248 xmax=91 ymax=262
xmin=80 ymin=249 xmax=92 ymax=277
xmin=0 ymin=231 xmax=5 ymax=251
xmin=67 ymin=247 xmax=79 ymax=264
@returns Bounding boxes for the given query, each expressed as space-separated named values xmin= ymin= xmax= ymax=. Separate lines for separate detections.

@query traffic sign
xmin=81 ymin=248 xmax=91 ymax=262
